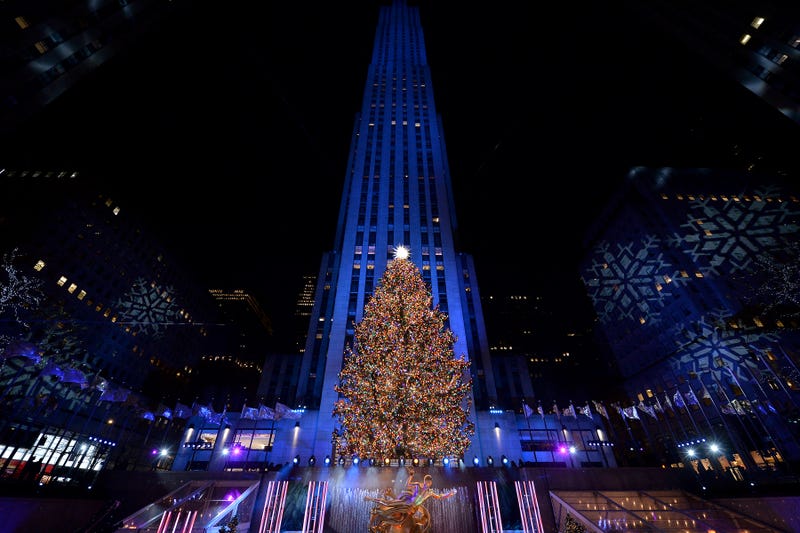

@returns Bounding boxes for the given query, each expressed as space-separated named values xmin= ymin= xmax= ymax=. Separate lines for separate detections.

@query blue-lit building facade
xmin=580 ymin=166 xmax=800 ymax=474
xmin=0 ymin=170 xmax=227 ymax=482
xmin=171 ymin=0 xmax=614 ymax=473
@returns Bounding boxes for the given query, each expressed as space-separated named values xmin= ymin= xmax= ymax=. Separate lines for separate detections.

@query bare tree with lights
xmin=332 ymin=246 xmax=474 ymax=461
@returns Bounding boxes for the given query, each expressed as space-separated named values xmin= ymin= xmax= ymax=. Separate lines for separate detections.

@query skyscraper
xmin=294 ymin=0 xmax=497 ymax=458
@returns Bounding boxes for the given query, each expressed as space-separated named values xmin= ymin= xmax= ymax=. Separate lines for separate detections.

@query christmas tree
xmin=332 ymin=246 xmax=474 ymax=461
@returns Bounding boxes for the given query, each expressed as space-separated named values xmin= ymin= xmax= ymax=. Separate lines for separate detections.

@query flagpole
xmin=575 ymin=402 xmax=591 ymax=466
xmin=761 ymin=343 xmax=800 ymax=411
xmin=721 ymin=364 xmax=786 ymax=468
xmin=711 ymin=372 xmax=763 ymax=470
xmin=650 ymin=393 xmax=680 ymax=465
xmin=685 ymin=376 xmax=717 ymax=441
xmin=696 ymin=370 xmax=750 ymax=474
xmin=539 ymin=401 xmax=555 ymax=463
xmin=522 ymin=400 xmax=532 ymax=465
xmin=739 ymin=362 xmax=800 ymax=461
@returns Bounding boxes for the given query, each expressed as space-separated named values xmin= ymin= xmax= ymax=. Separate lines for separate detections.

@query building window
xmin=751 ymin=17 xmax=764 ymax=29
xmin=740 ymin=34 xmax=752 ymax=45
xmin=15 ymin=16 xmax=29 ymax=29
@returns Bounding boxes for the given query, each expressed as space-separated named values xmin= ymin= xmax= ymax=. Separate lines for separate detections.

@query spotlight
xmin=353 ymin=457 xmax=360 ymax=465
xmin=487 ymin=456 xmax=494 ymax=466
xmin=412 ymin=458 xmax=419 ymax=467
xmin=501 ymin=455 xmax=508 ymax=465
xmin=427 ymin=458 xmax=434 ymax=466
xmin=293 ymin=455 xmax=300 ymax=465
xmin=295 ymin=421 xmax=300 ymax=428
xmin=369 ymin=458 xmax=376 ymax=466
xmin=338 ymin=457 xmax=345 ymax=466
xmin=308 ymin=455 xmax=316 ymax=466
xmin=383 ymin=457 xmax=391 ymax=466
xmin=399 ymin=457 xmax=405 ymax=466
xmin=494 ymin=422 xmax=500 ymax=430
xmin=324 ymin=455 xmax=331 ymax=466
xmin=473 ymin=456 xmax=479 ymax=466
xmin=443 ymin=457 xmax=450 ymax=466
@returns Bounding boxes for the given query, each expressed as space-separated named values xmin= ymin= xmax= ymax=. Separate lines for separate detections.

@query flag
xmin=663 ymin=393 xmax=674 ymax=411
xmin=258 ymin=404 xmax=276 ymax=420
xmin=241 ymin=405 xmax=259 ymax=420
xmin=522 ymin=403 xmax=533 ymax=418
xmin=622 ymin=405 xmax=640 ymax=420
xmin=61 ymin=367 xmax=88 ymax=387
xmin=592 ymin=400 xmax=609 ymax=419
xmin=99 ymin=385 xmax=131 ymax=403
xmin=275 ymin=402 xmax=301 ymax=420
xmin=699 ymin=386 xmax=713 ymax=406
xmin=174 ymin=402 xmax=192 ymax=419
xmin=577 ymin=403 xmax=592 ymax=418
xmin=552 ymin=401 xmax=560 ymax=418
xmin=652 ymin=396 xmax=664 ymax=413
xmin=91 ymin=376 xmax=109 ymax=393
xmin=196 ymin=403 xmax=214 ymax=419
xmin=2 ymin=340 xmax=41 ymax=364
xmin=684 ymin=390 xmax=699 ymax=406
xmin=141 ymin=411 xmax=155 ymax=421
xmin=156 ymin=404 xmax=172 ymax=419
xmin=208 ymin=407 xmax=227 ymax=425
xmin=568 ymin=402 xmax=577 ymax=418
xmin=673 ymin=391 xmax=685 ymax=409
xmin=536 ymin=403 xmax=545 ymax=417
xmin=637 ymin=401 xmax=657 ymax=419
xmin=39 ymin=361 xmax=64 ymax=380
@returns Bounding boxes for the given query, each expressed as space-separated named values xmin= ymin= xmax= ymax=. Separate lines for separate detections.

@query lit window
xmin=34 ymin=41 xmax=48 ymax=54
xmin=776 ymin=54 xmax=788 ymax=65
xmin=67 ymin=283 xmax=77 ymax=293
xmin=34 ymin=260 xmax=45 ymax=271
xmin=15 ymin=16 xmax=29 ymax=29
xmin=740 ymin=34 xmax=752 ymax=45
xmin=751 ymin=17 xmax=764 ymax=29
xmin=77 ymin=290 xmax=86 ymax=300
xmin=113 ymin=206 xmax=120 ymax=215
xmin=57 ymin=276 xmax=67 ymax=286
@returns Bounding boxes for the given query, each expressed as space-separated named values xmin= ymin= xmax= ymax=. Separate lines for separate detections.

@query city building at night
xmin=580 ymin=166 xmax=800 ymax=473
xmin=2 ymin=2 xmax=800 ymax=531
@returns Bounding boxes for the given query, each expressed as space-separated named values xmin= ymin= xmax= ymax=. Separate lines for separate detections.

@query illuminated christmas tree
xmin=332 ymin=246 xmax=474 ymax=461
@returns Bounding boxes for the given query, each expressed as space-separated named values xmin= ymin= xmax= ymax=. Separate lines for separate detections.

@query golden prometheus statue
xmin=365 ymin=468 xmax=456 ymax=533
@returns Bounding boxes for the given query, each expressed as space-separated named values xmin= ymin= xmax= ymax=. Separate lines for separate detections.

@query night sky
xmin=4 ymin=1 xmax=800 ymax=337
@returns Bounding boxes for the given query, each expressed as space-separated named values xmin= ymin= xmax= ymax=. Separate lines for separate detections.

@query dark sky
xmin=5 ymin=1 xmax=800 ymax=333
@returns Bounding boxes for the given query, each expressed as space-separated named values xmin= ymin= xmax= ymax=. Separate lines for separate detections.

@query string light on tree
xmin=332 ymin=248 xmax=474 ymax=461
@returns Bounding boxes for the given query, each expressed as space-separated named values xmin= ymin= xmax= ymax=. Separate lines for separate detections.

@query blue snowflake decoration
xmin=115 ymin=277 xmax=181 ymax=338
xmin=582 ymin=236 xmax=685 ymax=326
xmin=667 ymin=185 xmax=800 ymax=277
